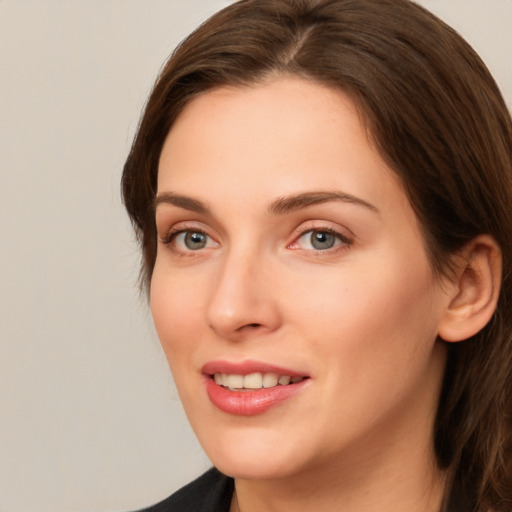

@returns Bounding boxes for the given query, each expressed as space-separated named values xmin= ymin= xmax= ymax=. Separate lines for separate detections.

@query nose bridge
xmin=206 ymin=241 xmax=280 ymax=338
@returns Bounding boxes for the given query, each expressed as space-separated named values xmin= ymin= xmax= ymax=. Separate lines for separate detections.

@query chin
xmin=198 ymin=426 xmax=310 ymax=480
xmin=213 ymin=454 xmax=302 ymax=481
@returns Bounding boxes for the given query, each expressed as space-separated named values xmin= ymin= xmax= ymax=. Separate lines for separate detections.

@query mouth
xmin=202 ymin=361 xmax=310 ymax=416
xmin=212 ymin=372 xmax=306 ymax=391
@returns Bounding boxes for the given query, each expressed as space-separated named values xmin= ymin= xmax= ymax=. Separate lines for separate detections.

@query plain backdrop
xmin=1 ymin=1 xmax=511 ymax=511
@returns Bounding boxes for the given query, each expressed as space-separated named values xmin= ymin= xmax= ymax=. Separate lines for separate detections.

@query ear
xmin=438 ymin=234 xmax=502 ymax=343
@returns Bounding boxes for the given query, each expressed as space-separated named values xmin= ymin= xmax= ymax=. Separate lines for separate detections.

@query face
xmin=152 ymin=77 xmax=449 ymax=481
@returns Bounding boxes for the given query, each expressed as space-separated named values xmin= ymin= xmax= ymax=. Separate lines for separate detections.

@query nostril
xmin=236 ymin=323 xmax=262 ymax=332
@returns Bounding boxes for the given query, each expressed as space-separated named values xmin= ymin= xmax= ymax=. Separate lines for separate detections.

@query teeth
xmin=262 ymin=373 xmax=279 ymax=388
xmin=244 ymin=373 xmax=263 ymax=389
xmin=227 ymin=374 xmax=244 ymax=390
xmin=213 ymin=372 xmax=304 ymax=390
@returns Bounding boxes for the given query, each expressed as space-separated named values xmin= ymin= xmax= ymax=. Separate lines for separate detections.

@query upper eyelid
xmin=290 ymin=220 xmax=354 ymax=241
xmin=161 ymin=226 xmax=212 ymax=245
xmin=290 ymin=228 xmax=352 ymax=249
xmin=156 ymin=216 xmax=223 ymax=239
xmin=158 ymin=219 xmax=211 ymax=237
xmin=298 ymin=228 xmax=351 ymax=242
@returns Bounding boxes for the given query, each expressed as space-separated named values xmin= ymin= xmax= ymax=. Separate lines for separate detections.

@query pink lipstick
xmin=202 ymin=360 xmax=310 ymax=416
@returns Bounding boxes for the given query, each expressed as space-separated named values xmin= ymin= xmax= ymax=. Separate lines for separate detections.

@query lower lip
xmin=205 ymin=378 xmax=309 ymax=416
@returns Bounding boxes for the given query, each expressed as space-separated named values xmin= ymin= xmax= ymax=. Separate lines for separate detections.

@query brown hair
xmin=122 ymin=0 xmax=512 ymax=509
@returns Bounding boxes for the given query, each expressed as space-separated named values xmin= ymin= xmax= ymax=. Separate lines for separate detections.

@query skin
xmin=151 ymin=77 xmax=453 ymax=512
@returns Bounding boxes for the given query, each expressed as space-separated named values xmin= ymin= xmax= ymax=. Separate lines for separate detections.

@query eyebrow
xmin=154 ymin=190 xmax=379 ymax=215
xmin=268 ymin=191 xmax=379 ymax=215
xmin=154 ymin=192 xmax=209 ymax=214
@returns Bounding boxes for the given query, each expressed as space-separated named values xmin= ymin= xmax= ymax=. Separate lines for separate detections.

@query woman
xmin=122 ymin=0 xmax=512 ymax=510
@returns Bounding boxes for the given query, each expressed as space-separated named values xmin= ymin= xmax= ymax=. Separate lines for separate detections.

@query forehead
xmin=157 ymin=77 xmax=409 ymax=220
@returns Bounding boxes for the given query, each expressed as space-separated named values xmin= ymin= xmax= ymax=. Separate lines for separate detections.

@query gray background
xmin=1 ymin=1 xmax=511 ymax=511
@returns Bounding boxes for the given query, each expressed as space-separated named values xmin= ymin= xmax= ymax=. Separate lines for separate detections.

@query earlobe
xmin=437 ymin=235 xmax=502 ymax=343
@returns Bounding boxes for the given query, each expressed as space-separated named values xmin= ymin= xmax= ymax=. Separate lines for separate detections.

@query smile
xmin=202 ymin=361 xmax=310 ymax=416
xmin=213 ymin=372 xmax=305 ymax=391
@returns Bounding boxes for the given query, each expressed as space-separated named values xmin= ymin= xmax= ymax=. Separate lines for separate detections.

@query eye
xmin=293 ymin=229 xmax=351 ymax=251
xmin=181 ymin=231 xmax=208 ymax=250
xmin=164 ymin=229 xmax=217 ymax=251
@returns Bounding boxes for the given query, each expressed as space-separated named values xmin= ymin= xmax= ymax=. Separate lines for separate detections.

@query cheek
xmin=287 ymin=250 xmax=442 ymax=375
xmin=150 ymin=269 xmax=205 ymax=366
xmin=291 ymin=259 xmax=444 ymax=445
xmin=344 ymin=268 xmax=441 ymax=400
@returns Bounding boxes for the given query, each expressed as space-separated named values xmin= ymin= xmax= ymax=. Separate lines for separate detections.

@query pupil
xmin=185 ymin=232 xmax=206 ymax=250
xmin=311 ymin=231 xmax=335 ymax=250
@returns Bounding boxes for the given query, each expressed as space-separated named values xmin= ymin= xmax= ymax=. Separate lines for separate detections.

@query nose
xmin=206 ymin=249 xmax=282 ymax=340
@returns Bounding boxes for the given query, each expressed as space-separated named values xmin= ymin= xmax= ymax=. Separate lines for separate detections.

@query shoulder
xmin=136 ymin=467 xmax=234 ymax=512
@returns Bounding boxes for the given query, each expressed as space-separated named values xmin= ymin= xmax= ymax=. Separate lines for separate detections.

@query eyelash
xmin=160 ymin=226 xmax=215 ymax=253
xmin=161 ymin=228 xmax=194 ymax=246
xmin=288 ymin=225 xmax=353 ymax=253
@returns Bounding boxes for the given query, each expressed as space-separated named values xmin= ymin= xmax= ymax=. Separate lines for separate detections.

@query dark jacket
xmin=138 ymin=468 xmax=233 ymax=512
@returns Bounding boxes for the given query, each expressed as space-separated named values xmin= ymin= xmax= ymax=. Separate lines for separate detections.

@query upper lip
xmin=202 ymin=359 xmax=309 ymax=377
